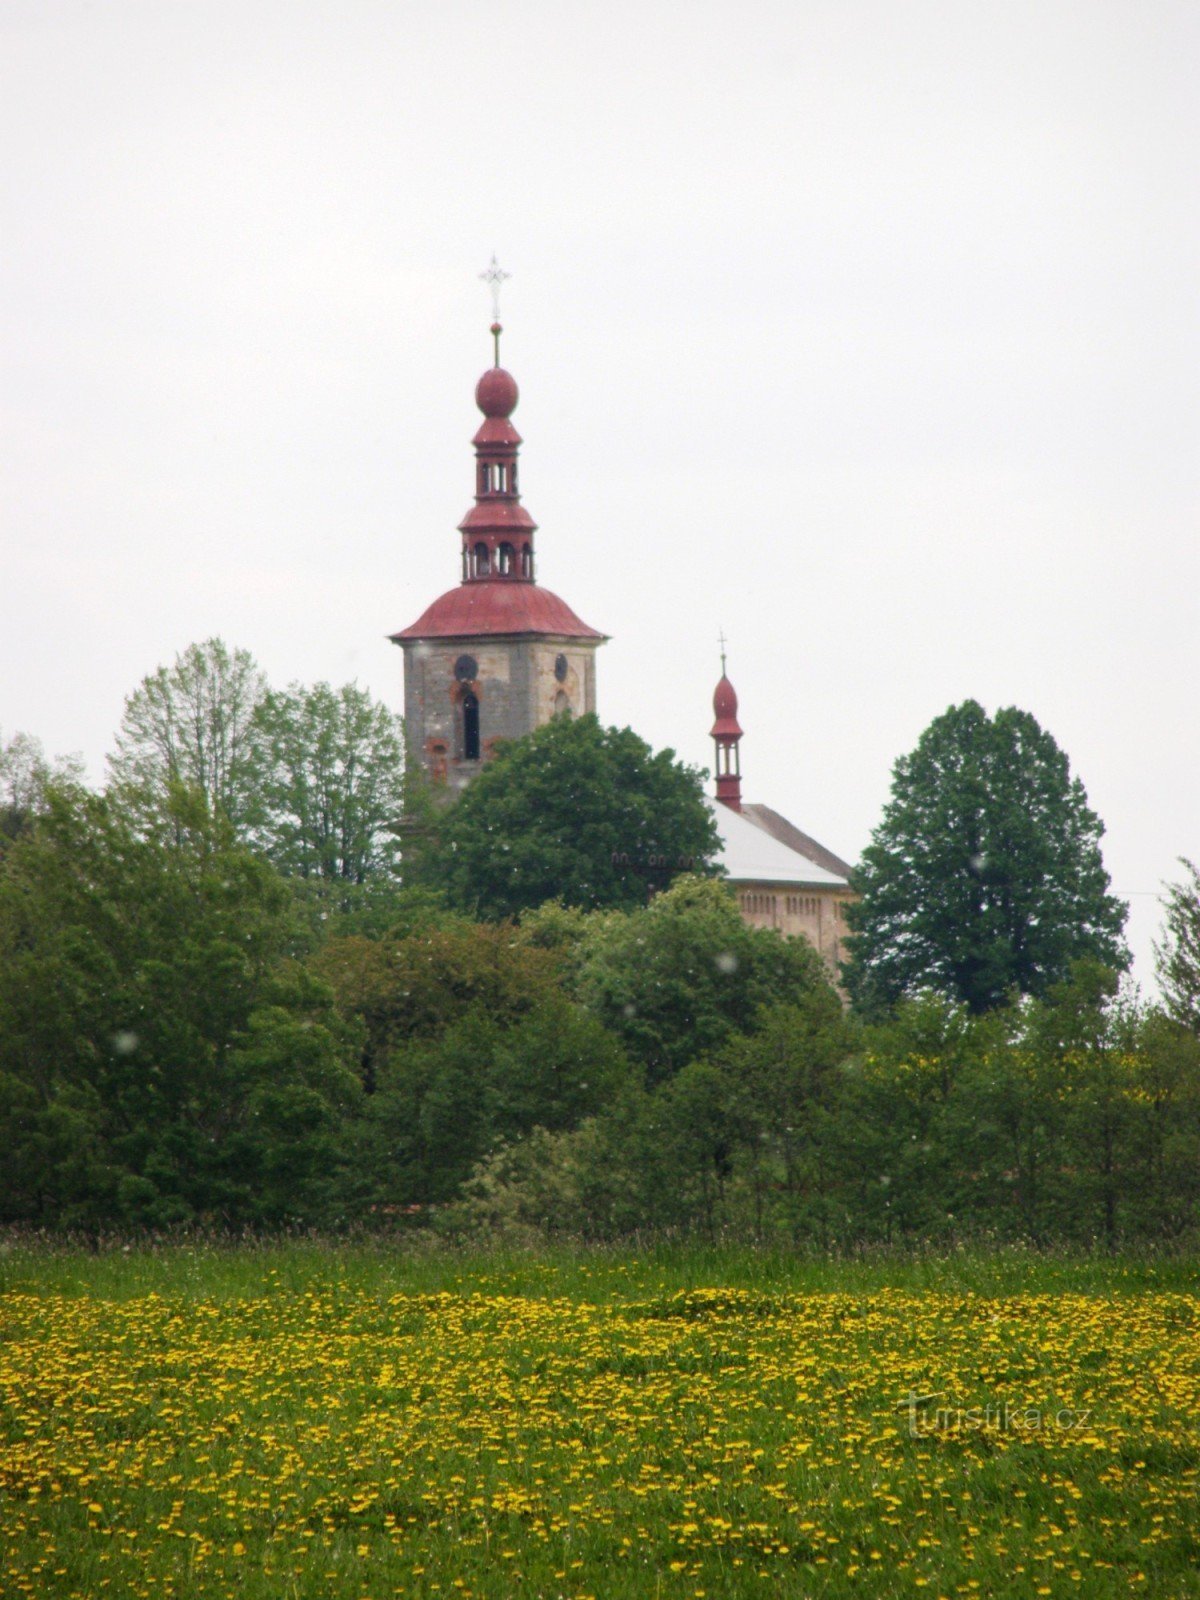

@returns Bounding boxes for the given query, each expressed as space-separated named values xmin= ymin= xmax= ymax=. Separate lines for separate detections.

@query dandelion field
xmin=2 ymin=1247 xmax=1198 ymax=1598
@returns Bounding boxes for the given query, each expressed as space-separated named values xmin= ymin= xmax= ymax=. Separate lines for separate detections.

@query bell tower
xmin=390 ymin=261 xmax=606 ymax=794
xmin=711 ymin=636 xmax=744 ymax=811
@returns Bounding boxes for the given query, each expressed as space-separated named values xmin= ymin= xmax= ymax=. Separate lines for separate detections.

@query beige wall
xmin=733 ymin=881 xmax=853 ymax=977
xmin=532 ymin=643 xmax=596 ymax=723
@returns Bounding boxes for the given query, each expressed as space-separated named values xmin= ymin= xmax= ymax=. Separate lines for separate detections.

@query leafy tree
xmin=843 ymin=700 xmax=1128 ymax=1016
xmin=445 ymin=1121 xmax=616 ymax=1242
xmin=0 ymin=782 xmax=360 ymax=1228
xmin=426 ymin=713 xmax=722 ymax=919
xmin=107 ymin=638 xmax=268 ymax=837
xmin=654 ymin=1060 xmax=747 ymax=1240
xmin=312 ymin=916 xmax=564 ymax=1092
xmin=724 ymin=992 xmax=859 ymax=1240
xmin=1154 ymin=858 xmax=1200 ymax=1035
xmin=574 ymin=875 xmax=832 ymax=1084
xmin=367 ymin=996 xmax=629 ymax=1206
xmin=1029 ymin=963 xmax=1139 ymax=1249
xmin=249 ymin=680 xmax=406 ymax=911
xmin=1130 ymin=1009 xmax=1200 ymax=1236
xmin=0 ymin=730 xmax=85 ymax=842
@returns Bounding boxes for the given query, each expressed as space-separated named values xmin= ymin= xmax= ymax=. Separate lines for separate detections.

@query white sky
xmin=3 ymin=0 xmax=1197 ymax=989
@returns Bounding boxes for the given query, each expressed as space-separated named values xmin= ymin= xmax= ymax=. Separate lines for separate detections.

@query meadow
xmin=1 ymin=1243 xmax=1198 ymax=1599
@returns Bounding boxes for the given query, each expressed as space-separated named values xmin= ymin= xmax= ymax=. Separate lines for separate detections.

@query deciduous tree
xmin=250 ymin=680 xmax=405 ymax=893
xmin=574 ymin=875 xmax=832 ymax=1084
xmin=1154 ymin=857 xmax=1200 ymax=1035
xmin=843 ymin=701 xmax=1128 ymax=1015
xmin=0 ymin=783 xmax=359 ymax=1228
xmin=427 ymin=714 xmax=721 ymax=919
xmin=0 ymin=730 xmax=85 ymax=842
xmin=107 ymin=637 xmax=268 ymax=837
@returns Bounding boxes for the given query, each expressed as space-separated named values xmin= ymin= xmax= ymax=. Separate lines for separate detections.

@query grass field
xmin=2 ymin=1242 xmax=1198 ymax=1598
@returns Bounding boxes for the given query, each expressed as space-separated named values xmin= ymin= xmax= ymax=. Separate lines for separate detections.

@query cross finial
xmin=718 ymin=628 xmax=728 ymax=676
xmin=479 ymin=254 xmax=511 ymax=323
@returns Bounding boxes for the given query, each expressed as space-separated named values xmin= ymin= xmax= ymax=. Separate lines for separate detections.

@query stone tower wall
xmin=402 ymin=635 xmax=600 ymax=794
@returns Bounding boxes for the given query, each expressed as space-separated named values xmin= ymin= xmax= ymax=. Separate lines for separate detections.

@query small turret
xmin=711 ymin=640 xmax=743 ymax=811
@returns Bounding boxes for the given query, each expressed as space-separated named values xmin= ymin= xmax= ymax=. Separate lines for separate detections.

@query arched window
xmin=462 ymin=692 xmax=480 ymax=761
xmin=474 ymin=542 xmax=489 ymax=576
xmin=554 ymin=689 xmax=570 ymax=718
xmin=521 ymin=543 xmax=531 ymax=577
xmin=499 ymin=542 xmax=514 ymax=575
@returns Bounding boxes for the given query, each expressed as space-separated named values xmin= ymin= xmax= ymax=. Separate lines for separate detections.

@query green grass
xmin=2 ymin=1241 xmax=1198 ymax=1598
xmin=4 ymin=1234 xmax=1197 ymax=1302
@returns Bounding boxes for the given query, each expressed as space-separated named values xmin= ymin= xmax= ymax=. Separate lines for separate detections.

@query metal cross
xmin=479 ymin=254 xmax=511 ymax=323
xmin=718 ymin=628 xmax=728 ymax=675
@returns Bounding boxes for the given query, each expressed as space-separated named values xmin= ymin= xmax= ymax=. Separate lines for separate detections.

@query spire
xmin=711 ymin=635 xmax=743 ymax=811
xmin=480 ymin=254 xmax=510 ymax=366
xmin=458 ymin=258 xmax=537 ymax=584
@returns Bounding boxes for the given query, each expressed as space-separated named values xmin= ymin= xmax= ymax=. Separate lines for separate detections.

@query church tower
xmin=390 ymin=264 xmax=606 ymax=793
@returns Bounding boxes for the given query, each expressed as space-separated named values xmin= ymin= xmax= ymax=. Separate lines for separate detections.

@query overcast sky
xmin=3 ymin=0 xmax=1197 ymax=988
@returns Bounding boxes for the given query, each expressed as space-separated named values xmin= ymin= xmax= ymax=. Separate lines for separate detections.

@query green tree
xmin=0 ymin=783 xmax=360 ymax=1229
xmin=1022 ymin=963 xmax=1139 ymax=1248
xmin=724 ymin=992 xmax=859 ymax=1240
xmin=1154 ymin=858 xmax=1200 ymax=1035
xmin=0 ymin=730 xmax=85 ymax=843
xmin=107 ymin=638 xmax=268 ymax=837
xmin=1129 ymin=1009 xmax=1200 ymax=1237
xmin=250 ymin=680 xmax=406 ymax=898
xmin=367 ymin=996 xmax=629 ymax=1206
xmin=427 ymin=714 xmax=722 ymax=919
xmin=312 ymin=916 xmax=565 ymax=1093
xmin=574 ymin=875 xmax=832 ymax=1085
xmin=844 ymin=700 xmax=1128 ymax=1016
xmin=654 ymin=1060 xmax=748 ymax=1240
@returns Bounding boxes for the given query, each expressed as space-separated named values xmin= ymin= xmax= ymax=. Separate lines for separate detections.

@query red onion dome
xmin=713 ymin=675 xmax=738 ymax=719
xmin=711 ymin=674 xmax=743 ymax=739
xmin=475 ymin=366 xmax=519 ymax=418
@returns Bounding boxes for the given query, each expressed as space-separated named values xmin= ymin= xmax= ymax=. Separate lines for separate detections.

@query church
xmin=391 ymin=280 xmax=854 ymax=976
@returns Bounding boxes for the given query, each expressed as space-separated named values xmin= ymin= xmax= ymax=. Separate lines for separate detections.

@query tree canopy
xmin=572 ymin=875 xmax=832 ymax=1084
xmin=105 ymin=642 xmax=406 ymax=916
xmin=842 ymin=700 xmax=1128 ymax=1015
xmin=250 ymin=680 xmax=405 ymax=889
xmin=1 ymin=729 xmax=85 ymax=843
xmin=0 ymin=783 xmax=358 ymax=1229
xmin=424 ymin=713 xmax=722 ymax=919
xmin=1155 ymin=857 xmax=1200 ymax=1035
xmin=107 ymin=638 xmax=269 ymax=836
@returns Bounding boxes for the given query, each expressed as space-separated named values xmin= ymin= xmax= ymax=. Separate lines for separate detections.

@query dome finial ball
xmin=475 ymin=366 xmax=519 ymax=418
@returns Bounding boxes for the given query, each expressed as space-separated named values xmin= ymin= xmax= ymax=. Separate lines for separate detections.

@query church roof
xmin=391 ymin=580 xmax=606 ymax=642
xmin=708 ymin=797 xmax=849 ymax=888
xmin=740 ymin=804 xmax=855 ymax=880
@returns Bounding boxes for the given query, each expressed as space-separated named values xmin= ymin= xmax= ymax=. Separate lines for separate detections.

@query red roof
xmin=711 ymin=673 xmax=743 ymax=739
xmin=391 ymin=581 xmax=606 ymax=641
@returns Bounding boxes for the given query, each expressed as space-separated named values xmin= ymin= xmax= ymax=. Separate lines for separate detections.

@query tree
xmin=366 ymin=995 xmax=629 ymax=1206
xmin=724 ymin=991 xmax=859 ymax=1240
xmin=843 ymin=701 xmax=1128 ymax=1016
xmin=312 ymin=914 xmax=565 ymax=1092
xmin=1154 ymin=858 xmax=1200 ymax=1035
xmin=0 ymin=782 xmax=360 ymax=1229
xmin=573 ymin=875 xmax=832 ymax=1084
xmin=1 ymin=730 xmax=86 ymax=842
xmin=250 ymin=681 xmax=406 ymax=894
xmin=107 ymin=638 xmax=268 ymax=836
xmin=426 ymin=713 xmax=722 ymax=919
